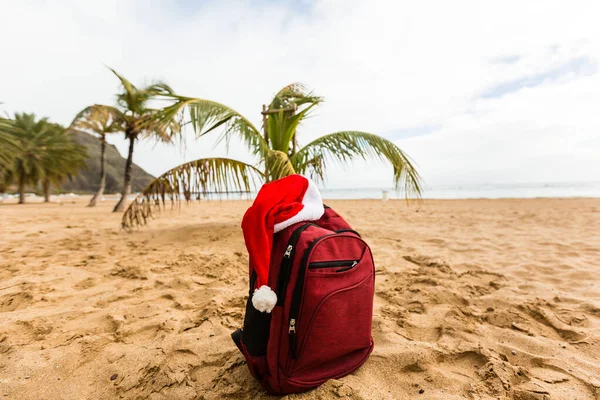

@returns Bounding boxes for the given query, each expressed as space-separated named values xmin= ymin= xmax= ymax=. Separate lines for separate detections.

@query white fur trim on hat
xmin=252 ymin=285 xmax=278 ymax=313
xmin=273 ymin=176 xmax=324 ymax=233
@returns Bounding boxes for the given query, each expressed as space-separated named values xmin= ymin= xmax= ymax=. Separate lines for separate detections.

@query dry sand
xmin=0 ymin=198 xmax=599 ymax=399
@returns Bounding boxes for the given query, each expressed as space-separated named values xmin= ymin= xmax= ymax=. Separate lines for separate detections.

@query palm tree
xmin=7 ymin=113 xmax=49 ymax=203
xmin=74 ymin=68 xmax=193 ymax=213
xmin=70 ymin=105 xmax=123 ymax=207
xmin=0 ymin=117 xmax=20 ymax=198
xmin=2 ymin=113 xmax=86 ymax=204
xmin=40 ymin=123 xmax=87 ymax=202
xmin=122 ymin=84 xmax=422 ymax=228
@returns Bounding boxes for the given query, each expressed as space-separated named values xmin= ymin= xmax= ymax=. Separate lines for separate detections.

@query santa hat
xmin=242 ymin=174 xmax=324 ymax=313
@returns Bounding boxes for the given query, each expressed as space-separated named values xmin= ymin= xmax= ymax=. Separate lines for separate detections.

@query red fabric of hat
xmin=242 ymin=174 xmax=324 ymax=312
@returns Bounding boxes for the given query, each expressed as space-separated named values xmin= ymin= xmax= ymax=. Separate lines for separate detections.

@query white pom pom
xmin=252 ymin=285 xmax=277 ymax=313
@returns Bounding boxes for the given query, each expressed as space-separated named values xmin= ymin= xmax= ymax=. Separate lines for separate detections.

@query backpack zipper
xmin=288 ymin=232 xmax=337 ymax=359
xmin=274 ymin=223 xmax=314 ymax=307
xmin=308 ymin=260 xmax=358 ymax=269
xmin=336 ymin=261 xmax=358 ymax=272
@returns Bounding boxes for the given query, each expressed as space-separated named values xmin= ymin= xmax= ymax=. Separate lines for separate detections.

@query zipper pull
xmin=284 ymin=245 xmax=293 ymax=258
xmin=289 ymin=319 xmax=298 ymax=358
xmin=351 ymin=260 xmax=358 ymax=267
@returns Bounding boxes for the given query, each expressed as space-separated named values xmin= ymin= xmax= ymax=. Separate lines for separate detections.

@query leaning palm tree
xmin=122 ymin=84 xmax=422 ymax=228
xmin=74 ymin=68 xmax=189 ymax=213
xmin=70 ymin=105 xmax=123 ymax=206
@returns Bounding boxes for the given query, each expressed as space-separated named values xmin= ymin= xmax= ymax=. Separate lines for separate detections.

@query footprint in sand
xmin=523 ymin=302 xmax=587 ymax=342
xmin=0 ymin=292 xmax=33 ymax=312
xmin=403 ymin=255 xmax=453 ymax=273
xmin=425 ymin=238 xmax=446 ymax=246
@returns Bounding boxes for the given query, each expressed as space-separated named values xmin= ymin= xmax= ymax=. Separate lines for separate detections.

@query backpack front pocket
xmin=289 ymin=271 xmax=374 ymax=379
xmin=285 ymin=234 xmax=374 ymax=379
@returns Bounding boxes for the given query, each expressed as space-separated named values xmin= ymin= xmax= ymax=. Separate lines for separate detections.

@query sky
xmin=1 ymin=0 xmax=599 ymax=190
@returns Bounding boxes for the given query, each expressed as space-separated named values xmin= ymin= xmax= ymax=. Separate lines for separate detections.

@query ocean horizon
xmin=4 ymin=181 xmax=600 ymax=203
xmin=173 ymin=180 xmax=600 ymax=201
xmin=320 ymin=181 xmax=600 ymax=200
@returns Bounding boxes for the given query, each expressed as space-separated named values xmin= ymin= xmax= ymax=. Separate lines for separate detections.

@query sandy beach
xmin=1 ymin=198 xmax=599 ymax=399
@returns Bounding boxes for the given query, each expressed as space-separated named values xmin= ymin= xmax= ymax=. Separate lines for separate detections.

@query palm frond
xmin=135 ymin=110 xmax=181 ymax=143
xmin=156 ymin=95 xmax=268 ymax=157
xmin=291 ymin=131 xmax=422 ymax=197
xmin=270 ymin=83 xmax=323 ymax=109
xmin=69 ymin=105 xmax=125 ymax=137
xmin=107 ymin=67 xmax=141 ymax=113
xmin=144 ymin=82 xmax=176 ymax=96
xmin=266 ymin=83 xmax=322 ymax=154
xmin=267 ymin=102 xmax=319 ymax=153
xmin=121 ymin=157 xmax=264 ymax=228
xmin=6 ymin=113 xmax=51 ymax=184
xmin=0 ymin=118 xmax=21 ymax=167
xmin=42 ymin=123 xmax=88 ymax=184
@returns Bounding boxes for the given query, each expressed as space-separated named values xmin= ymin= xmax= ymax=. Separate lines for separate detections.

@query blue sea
xmin=319 ymin=181 xmax=600 ymax=200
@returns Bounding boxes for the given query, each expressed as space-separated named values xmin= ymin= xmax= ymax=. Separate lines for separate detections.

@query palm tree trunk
xmin=18 ymin=172 xmax=26 ymax=204
xmin=262 ymin=105 xmax=270 ymax=180
xmin=113 ymin=134 xmax=135 ymax=212
xmin=43 ymin=179 xmax=51 ymax=203
xmin=88 ymin=136 xmax=106 ymax=207
xmin=291 ymin=104 xmax=297 ymax=156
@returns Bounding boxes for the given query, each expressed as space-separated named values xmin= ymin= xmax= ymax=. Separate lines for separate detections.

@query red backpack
xmin=232 ymin=206 xmax=375 ymax=394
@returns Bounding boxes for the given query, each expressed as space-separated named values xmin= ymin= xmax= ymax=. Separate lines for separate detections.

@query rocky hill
xmin=61 ymin=131 xmax=154 ymax=194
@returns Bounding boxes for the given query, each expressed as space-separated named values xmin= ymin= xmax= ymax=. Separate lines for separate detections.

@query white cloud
xmin=1 ymin=0 xmax=599 ymax=190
